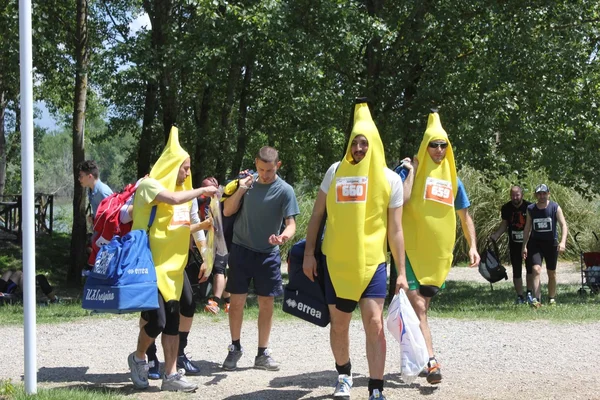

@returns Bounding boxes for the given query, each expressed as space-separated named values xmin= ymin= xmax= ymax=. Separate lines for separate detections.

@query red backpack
xmin=87 ymin=180 xmax=141 ymax=266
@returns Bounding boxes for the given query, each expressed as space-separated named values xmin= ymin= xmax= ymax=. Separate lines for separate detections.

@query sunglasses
xmin=428 ymin=142 xmax=448 ymax=149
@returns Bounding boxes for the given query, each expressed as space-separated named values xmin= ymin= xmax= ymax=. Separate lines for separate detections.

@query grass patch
xmin=0 ymin=233 xmax=72 ymax=286
xmin=3 ymin=278 xmax=599 ymax=326
xmin=0 ymin=379 xmax=125 ymax=400
xmin=430 ymin=280 xmax=600 ymax=322
xmin=0 ymin=302 xmax=118 ymax=325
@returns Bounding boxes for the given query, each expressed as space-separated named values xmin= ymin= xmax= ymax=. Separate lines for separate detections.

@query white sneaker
xmin=333 ymin=374 xmax=352 ymax=398
xmin=161 ymin=371 xmax=198 ymax=392
xmin=127 ymin=352 xmax=149 ymax=389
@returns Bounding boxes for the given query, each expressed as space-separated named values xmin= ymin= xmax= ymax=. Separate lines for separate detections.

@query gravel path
xmin=1 ymin=262 xmax=598 ymax=400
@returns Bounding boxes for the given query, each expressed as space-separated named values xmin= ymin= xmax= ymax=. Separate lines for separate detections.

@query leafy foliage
xmin=2 ymin=0 xmax=600 ymax=279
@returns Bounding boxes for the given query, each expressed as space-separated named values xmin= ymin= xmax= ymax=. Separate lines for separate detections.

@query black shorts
xmin=526 ymin=240 xmax=558 ymax=272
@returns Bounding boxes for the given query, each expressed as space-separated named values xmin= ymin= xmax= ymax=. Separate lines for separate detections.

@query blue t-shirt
xmin=89 ymin=179 xmax=113 ymax=217
xmin=395 ymin=165 xmax=470 ymax=210
xmin=232 ymin=176 xmax=300 ymax=253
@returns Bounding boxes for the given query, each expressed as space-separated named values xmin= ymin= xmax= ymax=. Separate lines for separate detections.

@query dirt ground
xmin=2 ymin=260 xmax=599 ymax=400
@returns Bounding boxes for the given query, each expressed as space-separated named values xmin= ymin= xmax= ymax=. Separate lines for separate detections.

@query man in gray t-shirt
xmin=221 ymin=146 xmax=299 ymax=372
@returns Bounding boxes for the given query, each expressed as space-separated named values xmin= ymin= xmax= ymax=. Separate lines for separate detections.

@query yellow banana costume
xmin=403 ymin=113 xmax=458 ymax=288
xmin=322 ymin=102 xmax=391 ymax=301
xmin=131 ymin=127 xmax=192 ymax=302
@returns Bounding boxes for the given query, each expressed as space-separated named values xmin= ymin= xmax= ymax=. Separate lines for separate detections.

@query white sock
xmin=134 ymin=355 xmax=145 ymax=363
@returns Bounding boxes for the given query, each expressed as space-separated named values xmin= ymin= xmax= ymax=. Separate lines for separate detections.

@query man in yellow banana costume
xmin=127 ymin=127 xmax=218 ymax=392
xmin=303 ymin=99 xmax=407 ymax=400
xmin=400 ymin=112 xmax=480 ymax=385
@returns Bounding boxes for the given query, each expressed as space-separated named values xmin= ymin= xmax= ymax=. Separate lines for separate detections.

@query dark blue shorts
xmin=323 ymin=259 xmax=387 ymax=312
xmin=225 ymin=243 xmax=283 ymax=297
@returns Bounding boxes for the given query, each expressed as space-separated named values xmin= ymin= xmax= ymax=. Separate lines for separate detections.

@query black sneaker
xmin=177 ymin=354 xmax=200 ymax=375
xmin=426 ymin=358 xmax=442 ymax=384
xmin=148 ymin=353 xmax=161 ymax=380
xmin=222 ymin=344 xmax=243 ymax=371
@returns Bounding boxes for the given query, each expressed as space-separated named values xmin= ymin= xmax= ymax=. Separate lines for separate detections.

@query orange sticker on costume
xmin=336 ymin=177 xmax=368 ymax=203
xmin=423 ymin=177 xmax=453 ymax=206
xmin=170 ymin=204 xmax=191 ymax=227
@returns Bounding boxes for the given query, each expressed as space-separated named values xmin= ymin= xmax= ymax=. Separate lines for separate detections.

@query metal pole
xmin=19 ymin=0 xmax=37 ymax=394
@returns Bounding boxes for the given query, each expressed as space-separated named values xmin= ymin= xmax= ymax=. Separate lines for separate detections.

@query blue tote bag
xmin=82 ymin=206 xmax=159 ymax=313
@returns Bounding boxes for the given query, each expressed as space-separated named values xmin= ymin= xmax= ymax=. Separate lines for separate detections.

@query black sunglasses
xmin=428 ymin=142 xmax=448 ymax=149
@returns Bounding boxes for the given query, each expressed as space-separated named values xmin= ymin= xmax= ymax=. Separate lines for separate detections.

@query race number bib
xmin=336 ymin=177 xmax=368 ymax=203
xmin=511 ymin=230 xmax=524 ymax=243
xmin=170 ymin=204 xmax=191 ymax=228
xmin=533 ymin=217 xmax=552 ymax=232
xmin=423 ymin=177 xmax=453 ymax=206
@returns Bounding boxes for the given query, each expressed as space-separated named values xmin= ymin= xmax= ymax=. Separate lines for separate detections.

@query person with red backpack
xmin=87 ymin=179 xmax=142 ymax=266
xmin=78 ymin=160 xmax=114 ymax=267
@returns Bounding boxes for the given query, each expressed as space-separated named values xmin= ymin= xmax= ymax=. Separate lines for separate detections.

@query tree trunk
xmin=68 ymin=0 xmax=89 ymax=284
xmin=214 ymin=45 xmax=243 ymax=182
xmin=364 ymin=0 xmax=384 ymax=116
xmin=231 ymin=54 xmax=254 ymax=177
xmin=137 ymin=81 xmax=158 ymax=178
xmin=0 ymin=91 xmax=7 ymax=197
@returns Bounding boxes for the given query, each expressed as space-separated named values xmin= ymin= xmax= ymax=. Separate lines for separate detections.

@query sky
xmin=34 ymin=13 xmax=151 ymax=132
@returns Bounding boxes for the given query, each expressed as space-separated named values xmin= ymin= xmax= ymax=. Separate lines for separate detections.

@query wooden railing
xmin=0 ymin=194 xmax=54 ymax=241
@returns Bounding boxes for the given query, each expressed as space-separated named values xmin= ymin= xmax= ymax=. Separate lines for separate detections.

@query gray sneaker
xmin=333 ymin=374 xmax=352 ymax=398
xmin=222 ymin=344 xmax=243 ymax=371
xmin=161 ymin=371 xmax=198 ymax=392
xmin=127 ymin=352 xmax=149 ymax=389
xmin=254 ymin=348 xmax=280 ymax=371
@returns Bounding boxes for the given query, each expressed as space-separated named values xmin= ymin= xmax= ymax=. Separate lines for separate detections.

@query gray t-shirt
xmin=232 ymin=176 xmax=299 ymax=253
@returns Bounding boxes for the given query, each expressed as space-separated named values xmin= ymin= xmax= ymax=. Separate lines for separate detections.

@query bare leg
xmin=526 ymin=273 xmax=533 ymax=293
xmin=135 ymin=327 xmax=155 ymax=361
xmin=329 ymin=305 xmax=352 ymax=365
xmin=179 ymin=315 xmax=193 ymax=332
xmin=212 ymin=274 xmax=226 ymax=298
xmin=257 ymin=295 xmax=274 ymax=348
xmin=359 ymin=297 xmax=386 ymax=380
xmin=532 ymin=264 xmax=542 ymax=300
xmin=228 ymin=293 xmax=247 ymax=340
xmin=407 ymin=290 xmax=434 ymax=357
xmin=162 ymin=334 xmax=179 ymax=376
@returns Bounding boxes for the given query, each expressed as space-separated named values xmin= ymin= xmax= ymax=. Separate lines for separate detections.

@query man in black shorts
xmin=521 ymin=184 xmax=568 ymax=307
xmin=491 ymin=186 xmax=531 ymax=304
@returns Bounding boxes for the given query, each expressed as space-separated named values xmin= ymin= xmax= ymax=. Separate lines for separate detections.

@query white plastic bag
xmin=204 ymin=189 xmax=228 ymax=277
xmin=386 ymin=289 xmax=429 ymax=383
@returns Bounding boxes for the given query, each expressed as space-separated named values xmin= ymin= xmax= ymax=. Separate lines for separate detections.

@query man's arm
xmin=155 ymin=186 xmax=218 ymax=206
xmin=402 ymin=156 xmax=417 ymax=203
xmin=490 ymin=219 xmax=509 ymax=242
xmin=223 ymin=175 xmax=254 ymax=217
xmin=388 ymin=206 xmax=408 ymax=293
xmin=521 ymin=212 xmax=533 ymax=259
xmin=192 ymin=238 xmax=209 ymax=283
xmin=190 ymin=218 xmax=212 ymax=234
xmin=302 ymin=190 xmax=327 ymax=281
xmin=556 ymin=206 xmax=568 ymax=253
xmin=457 ymin=208 xmax=480 ymax=267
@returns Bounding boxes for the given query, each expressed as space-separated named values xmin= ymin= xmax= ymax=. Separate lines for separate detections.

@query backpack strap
xmin=147 ymin=205 xmax=157 ymax=233
xmin=315 ymin=162 xmax=340 ymax=257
